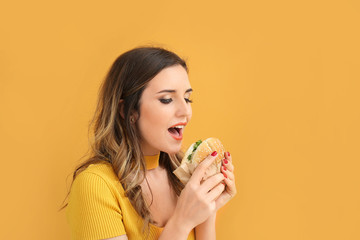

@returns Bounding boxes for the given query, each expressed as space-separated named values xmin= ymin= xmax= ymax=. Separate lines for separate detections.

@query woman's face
xmin=136 ymin=64 xmax=193 ymax=155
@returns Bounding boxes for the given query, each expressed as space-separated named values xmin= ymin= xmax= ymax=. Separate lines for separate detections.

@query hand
xmin=215 ymin=152 xmax=237 ymax=210
xmin=172 ymin=151 xmax=226 ymax=231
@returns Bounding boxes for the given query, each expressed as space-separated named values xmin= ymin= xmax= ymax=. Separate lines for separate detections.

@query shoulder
xmin=66 ymin=162 xmax=125 ymax=217
xmin=81 ymin=161 xmax=116 ymax=178
xmin=75 ymin=161 xmax=119 ymax=184
xmin=66 ymin=162 xmax=128 ymax=239
xmin=70 ymin=161 xmax=125 ymax=199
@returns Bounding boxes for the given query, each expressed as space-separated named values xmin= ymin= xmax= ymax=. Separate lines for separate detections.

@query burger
xmin=173 ymin=137 xmax=226 ymax=185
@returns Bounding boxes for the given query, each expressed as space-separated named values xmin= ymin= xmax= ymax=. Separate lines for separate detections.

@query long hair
xmin=59 ymin=46 xmax=188 ymax=234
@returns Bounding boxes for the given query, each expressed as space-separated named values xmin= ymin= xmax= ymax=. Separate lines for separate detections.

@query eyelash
xmin=160 ymin=98 xmax=193 ymax=104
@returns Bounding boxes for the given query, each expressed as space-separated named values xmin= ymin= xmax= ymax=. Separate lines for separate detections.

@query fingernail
xmin=224 ymin=159 xmax=228 ymax=164
xmin=211 ymin=151 xmax=217 ymax=156
xmin=223 ymin=173 xmax=227 ymax=178
xmin=227 ymin=152 xmax=230 ymax=156
xmin=223 ymin=166 xmax=227 ymax=171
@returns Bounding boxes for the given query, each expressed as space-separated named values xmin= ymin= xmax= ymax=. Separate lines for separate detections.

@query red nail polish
xmin=223 ymin=166 xmax=227 ymax=171
xmin=224 ymin=159 xmax=228 ymax=164
xmin=211 ymin=151 xmax=217 ymax=156
xmin=223 ymin=173 xmax=227 ymax=178
xmin=227 ymin=152 xmax=230 ymax=156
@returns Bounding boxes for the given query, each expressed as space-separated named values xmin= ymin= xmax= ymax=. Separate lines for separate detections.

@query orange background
xmin=1 ymin=0 xmax=359 ymax=239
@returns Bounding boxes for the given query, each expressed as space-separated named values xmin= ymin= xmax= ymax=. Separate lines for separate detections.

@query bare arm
xmin=195 ymin=151 xmax=237 ymax=240
xmin=102 ymin=222 xmax=189 ymax=240
xmin=158 ymin=213 xmax=193 ymax=240
xmin=195 ymin=213 xmax=217 ymax=240
xmin=159 ymin=152 xmax=225 ymax=240
xmin=105 ymin=153 xmax=229 ymax=240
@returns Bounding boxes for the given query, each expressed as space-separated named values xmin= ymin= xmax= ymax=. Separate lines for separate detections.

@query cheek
xmin=139 ymin=104 xmax=168 ymax=136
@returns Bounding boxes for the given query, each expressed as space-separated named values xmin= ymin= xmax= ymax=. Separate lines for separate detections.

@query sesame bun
xmin=173 ymin=137 xmax=226 ymax=185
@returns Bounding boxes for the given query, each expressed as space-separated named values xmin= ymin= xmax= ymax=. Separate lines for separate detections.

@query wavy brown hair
xmin=59 ymin=46 xmax=188 ymax=235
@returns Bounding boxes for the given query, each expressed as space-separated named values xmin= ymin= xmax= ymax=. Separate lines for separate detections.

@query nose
xmin=176 ymin=98 xmax=192 ymax=120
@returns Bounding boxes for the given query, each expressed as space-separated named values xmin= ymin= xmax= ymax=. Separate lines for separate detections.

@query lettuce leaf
xmin=187 ymin=140 xmax=202 ymax=161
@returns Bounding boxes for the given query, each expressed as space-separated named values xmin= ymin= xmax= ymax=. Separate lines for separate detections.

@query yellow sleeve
xmin=66 ymin=172 xmax=126 ymax=240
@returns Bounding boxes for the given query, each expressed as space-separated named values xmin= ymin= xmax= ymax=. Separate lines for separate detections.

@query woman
xmin=61 ymin=46 xmax=236 ymax=240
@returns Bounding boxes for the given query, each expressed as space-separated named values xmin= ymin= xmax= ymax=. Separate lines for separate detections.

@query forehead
xmin=145 ymin=65 xmax=190 ymax=92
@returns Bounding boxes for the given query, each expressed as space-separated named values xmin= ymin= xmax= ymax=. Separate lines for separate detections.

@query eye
xmin=185 ymin=98 xmax=193 ymax=103
xmin=159 ymin=98 xmax=193 ymax=104
xmin=160 ymin=98 xmax=172 ymax=104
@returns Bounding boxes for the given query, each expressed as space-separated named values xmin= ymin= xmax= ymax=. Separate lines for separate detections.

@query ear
xmin=119 ymin=99 xmax=139 ymax=123
xmin=130 ymin=111 xmax=139 ymax=123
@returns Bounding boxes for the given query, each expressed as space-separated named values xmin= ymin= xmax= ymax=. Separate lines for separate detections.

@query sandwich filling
xmin=187 ymin=139 xmax=202 ymax=161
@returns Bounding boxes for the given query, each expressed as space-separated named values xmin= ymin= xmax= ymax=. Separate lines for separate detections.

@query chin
xmin=163 ymin=146 xmax=182 ymax=155
xmin=164 ymin=151 xmax=178 ymax=155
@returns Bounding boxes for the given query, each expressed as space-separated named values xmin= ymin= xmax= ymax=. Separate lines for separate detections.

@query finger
xmin=200 ymin=173 xmax=225 ymax=193
xmin=222 ymin=158 xmax=234 ymax=172
xmin=224 ymin=151 xmax=232 ymax=162
xmin=206 ymin=182 xmax=226 ymax=202
xmin=223 ymin=177 xmax=237 ymax=197
xmin=215 ymin=186 xmax=234 ymax=211
xmin=221 ymin=166 xmax=235 ymax=181
xmin=190 ymin=151 xmax=218 ymax=184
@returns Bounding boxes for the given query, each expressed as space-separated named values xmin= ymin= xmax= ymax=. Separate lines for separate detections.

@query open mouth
xmin=168 ymin=127 xmax=183 ymax=139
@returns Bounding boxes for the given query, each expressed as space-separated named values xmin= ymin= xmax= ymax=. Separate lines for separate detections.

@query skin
xmin=106 ymin=64 xmax=236 ymax=240
xmin=135 ymin=64 xmax=193 ymax=156
xmin=136 ymin=64 xmax=193 ymax=227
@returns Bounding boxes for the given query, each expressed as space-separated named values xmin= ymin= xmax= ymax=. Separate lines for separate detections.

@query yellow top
xmin=65 ymin=155 xmax=195 ymax=240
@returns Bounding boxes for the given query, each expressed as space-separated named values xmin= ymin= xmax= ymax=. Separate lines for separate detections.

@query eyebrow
xmin=156 ymin=88 xmax=193 ymax=94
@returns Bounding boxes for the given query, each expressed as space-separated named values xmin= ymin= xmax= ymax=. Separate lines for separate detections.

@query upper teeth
xmin=174 ymin=125 xmax=184 ymax=128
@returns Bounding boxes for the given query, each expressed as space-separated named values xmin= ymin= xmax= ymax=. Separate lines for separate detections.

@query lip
xmin=168 ymin=122 xmax=186 ymax=140
xmin=169 ymin=122 xmax=187 ymax=128
xmin=169 ymin=131 xmax=183 ymax=140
